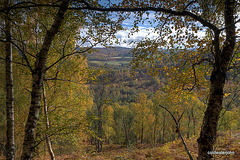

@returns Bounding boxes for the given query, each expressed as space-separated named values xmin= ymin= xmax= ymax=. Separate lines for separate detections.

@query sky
xmin=112 ymin=12 xmax=159 ymax=48
xmin=91 ymin=9 xmax=215 ymax=48
xmin=93 ymin=11 xmax=207 ymax=48
xmin=79 ymin=0 xmax=240 ymax=48
xmin=79 ymin=11 xmax=162 ymax=48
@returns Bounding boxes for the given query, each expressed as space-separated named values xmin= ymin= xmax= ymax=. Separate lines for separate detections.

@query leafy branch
xmin=0 ymin=1 xmax=219 ymax=33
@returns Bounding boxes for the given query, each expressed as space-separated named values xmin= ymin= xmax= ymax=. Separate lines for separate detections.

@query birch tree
xmin=4 ymin=0 xmax=15 ymax=159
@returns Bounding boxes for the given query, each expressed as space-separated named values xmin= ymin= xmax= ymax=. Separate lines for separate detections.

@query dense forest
xmin=0 ymin=0 xmax=240 ymax=160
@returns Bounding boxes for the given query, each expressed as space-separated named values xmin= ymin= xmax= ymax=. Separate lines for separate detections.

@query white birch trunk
xmin=42 ymin=83 xmax=55 ymax=160
xmin=5 ymin=0 xmax=15 ymax=159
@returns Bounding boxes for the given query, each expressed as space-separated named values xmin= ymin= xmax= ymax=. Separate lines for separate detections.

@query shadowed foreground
xmin=30 ymin=130 xmax=240 ymax=160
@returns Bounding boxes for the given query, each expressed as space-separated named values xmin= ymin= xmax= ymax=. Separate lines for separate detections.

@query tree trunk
xmin=162 ymin=114 xmax=165 ymax=143
xmin=191 ymin=107 xmax=196 ymax=136
xmin=197 ymin=67 xmax=225 ymax=160
xmin=187 ymin=114 xmax=191 ymax=138
xmin=5 ymin=0 xmax=15 ymax=159
xmin=197 ymin=1 xmax=236 ymax=159
xmin=153 ymin=115 xmax=158 ymax=144
xmin=43 ymin=83 xmax=55 ymax=160
xmin=21 ymin=1 xmax=69 ymax=159
xmin=158 ymin=130 xmax=161 ymax=143
xmin=123 ymin=121 xmax=129 ymax=145
xmin=99 ymin=110 xmax=103 ymax=152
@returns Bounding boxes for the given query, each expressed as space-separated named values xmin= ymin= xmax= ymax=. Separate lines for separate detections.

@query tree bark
xmin=5 ymin=0 xmax=15 ymax=159
xmin=197 ymin=0 xmax=236 ymax=159
xmin=42 ymin=83 xmax=55 ymax=160
xmin=21 ymin=1 xmax=69 ymax=159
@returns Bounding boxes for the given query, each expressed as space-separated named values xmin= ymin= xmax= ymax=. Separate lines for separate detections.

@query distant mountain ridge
xmin=92 ymin=47 xmax=133 ymax=57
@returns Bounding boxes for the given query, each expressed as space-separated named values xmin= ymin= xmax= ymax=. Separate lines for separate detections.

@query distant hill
xmin=84 ymin=47 xmax=134 ymax=69
xmin=92 ymin=47 xmax=133 ymax=57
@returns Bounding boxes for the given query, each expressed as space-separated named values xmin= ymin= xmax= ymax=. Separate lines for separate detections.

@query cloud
xmin=109 ymin=27 xmax=159 ymax=47
xmin=78 ymin=11 xmax=211 ymax=48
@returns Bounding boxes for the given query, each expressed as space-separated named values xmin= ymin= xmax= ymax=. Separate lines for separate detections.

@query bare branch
xmin=45 ymin=46 xmax=93 ymax=71
xmin=182 ymin=1 xmax=197 ymax=11
xmin=159 ymin=14 xmax=172 ymax=44
xmin=0 ymin=52 xmax=31 ymax=68
xmin=178 ymin=111 xmax=185 ymax=123
xmin=45 ymin=30 xmax=114 ymax=71
xmin=183 ymin=58 xmax=213 ymax=91
xmin=159 ymin=105 xmax=194 ymax=160
xmin=0 ymin=38 xmax=33 ymax=71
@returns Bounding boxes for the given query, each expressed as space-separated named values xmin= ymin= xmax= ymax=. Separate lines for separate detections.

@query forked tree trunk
xmin=21 ymin=1 xmax=69 ymax=159
xmin=5 ymin=0 xmax=15 ymax=159
xmin=197 ymin=0 xmax=236 ymax=159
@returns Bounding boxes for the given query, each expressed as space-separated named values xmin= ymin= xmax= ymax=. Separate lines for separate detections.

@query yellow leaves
xmin=224 ymin=93 xmax=231 ymax=97
xmin=104 ymin=105 xmax=114 ymax=115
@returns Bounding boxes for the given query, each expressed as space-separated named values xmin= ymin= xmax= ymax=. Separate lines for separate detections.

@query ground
xmin=32 ymin=130 xmax=240 ymax=160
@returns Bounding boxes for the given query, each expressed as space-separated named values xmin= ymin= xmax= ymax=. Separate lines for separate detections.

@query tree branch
xmin=45 ymin=46 xmax=92 ymax=71
xmin=0 ymin=39 xmax=33 ymax=71
xmin=68 ymin=6 xmax=219 ymax=32
xmin=182 ymin=1 xmax=197 ymax=11
xmin=45 ymin=30 xmax=114 ymax=71
xmin=219 ymin=17 xmax=240 ymax=32
xmin=159 ymin=105 xmax=194 ymax=160
xmin=0 ymin=2 xmax=60 ymax=13
xmin=0 ymin=2 xmax=219 ymax=32
xmin=183 ymin=58 xmax=213 ymax=91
